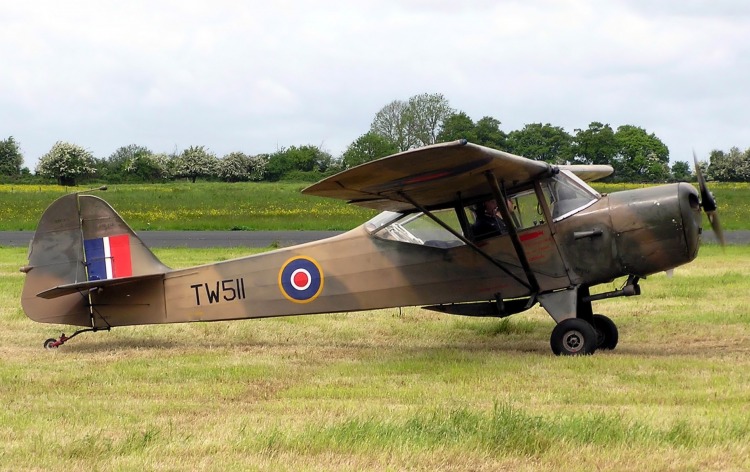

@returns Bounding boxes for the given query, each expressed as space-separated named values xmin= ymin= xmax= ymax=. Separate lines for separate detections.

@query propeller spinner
xmin=693 ymin=152 xmax=725 ymax=246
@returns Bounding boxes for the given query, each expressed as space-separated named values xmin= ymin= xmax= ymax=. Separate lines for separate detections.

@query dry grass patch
xmin=1 ymin=245 xmax=749 ymax=470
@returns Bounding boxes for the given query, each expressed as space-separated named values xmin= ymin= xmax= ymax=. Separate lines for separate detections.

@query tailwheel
xmin=592 ymin=314 xmax=618 ymax=350
xmin=550 ymin=318 xmax=597 ymax=356
xmin=43 ymin=333 xmax=70 ymax=350
xmin=41 ymin=327 xmax=107 ymax=350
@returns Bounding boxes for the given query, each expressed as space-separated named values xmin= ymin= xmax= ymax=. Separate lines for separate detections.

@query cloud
xmin=1 ymin=0 xmax=749 ymax=169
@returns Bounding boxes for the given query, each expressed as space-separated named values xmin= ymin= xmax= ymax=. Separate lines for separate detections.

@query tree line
xmin=1 ymin=93 xmax=748 ymax=185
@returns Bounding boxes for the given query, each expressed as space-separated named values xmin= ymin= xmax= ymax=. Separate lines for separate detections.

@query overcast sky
xmin=2 ymin=0 xmax=748 ymax=170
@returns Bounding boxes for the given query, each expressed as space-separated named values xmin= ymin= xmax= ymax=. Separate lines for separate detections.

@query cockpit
xmin=364 ymin=170 xmax=600 ymax=248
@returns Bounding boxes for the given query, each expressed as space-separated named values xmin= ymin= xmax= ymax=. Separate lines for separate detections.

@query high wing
xmin=303 ymin=140 xmax=612 ymax=211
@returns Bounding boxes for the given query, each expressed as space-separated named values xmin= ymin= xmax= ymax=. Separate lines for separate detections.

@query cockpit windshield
xmin=546 ymin=170 xmax=599 ymax=221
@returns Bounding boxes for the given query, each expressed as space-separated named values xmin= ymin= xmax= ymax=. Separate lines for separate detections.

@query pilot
xmin=471 ymin=200 xmax=508 ymax=239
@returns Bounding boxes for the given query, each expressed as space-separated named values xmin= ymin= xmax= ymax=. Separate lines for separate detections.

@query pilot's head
xmin=473 ymin=200 xmax=497 ymax=217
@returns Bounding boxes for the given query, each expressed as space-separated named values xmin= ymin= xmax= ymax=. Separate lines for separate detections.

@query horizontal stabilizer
xmin=36 ymin=273 xmax=164 ymax=299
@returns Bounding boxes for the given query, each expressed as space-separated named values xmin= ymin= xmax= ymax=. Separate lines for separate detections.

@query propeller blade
xmin=707 ymin=211 xmax=725 ymax=246
xmin=693 ymin=152 xmax=716 ymax=211
xmin=693 ymin=152 xmax=724 ymax=246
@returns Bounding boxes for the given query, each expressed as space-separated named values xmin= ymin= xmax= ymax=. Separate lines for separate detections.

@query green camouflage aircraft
xmin=20 ymin=140 xmax=722 ymax=355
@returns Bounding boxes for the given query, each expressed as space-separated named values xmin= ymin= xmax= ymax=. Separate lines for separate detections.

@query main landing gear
xmin=550 ymin=313 xmax=619 ymax=356
xmin=43 ymin=327 xmax=108 ymax=350
xmin=541 ymin=280 xmax=635 ymax=356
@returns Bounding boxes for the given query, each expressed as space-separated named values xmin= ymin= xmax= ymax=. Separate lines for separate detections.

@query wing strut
xmin=484 ymin=172 xmax=541 ymax=294
xmin=396 ymin=191 xmax=532 ymax=290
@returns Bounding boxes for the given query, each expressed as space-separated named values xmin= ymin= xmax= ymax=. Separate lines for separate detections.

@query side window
xmin=367 ymin=171 xmax=600 ymax=248
xmin=464 ymin=190 xmax=547 ymax=239
xmin=511 ymin=189 xmax=548 ymax=230
xmin=464 ymin=201 xmax=507 ymax=240
xmin=371 ymin=209 xmax=465 ymax=248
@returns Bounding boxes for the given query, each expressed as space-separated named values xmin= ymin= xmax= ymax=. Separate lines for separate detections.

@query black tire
xmin=43 ymin=338 xmax=58 ymax=350
xmin=592 ymin=314 xmax=619 ymax=350
xmin=550 ymin=318 xmax=597 ymax=356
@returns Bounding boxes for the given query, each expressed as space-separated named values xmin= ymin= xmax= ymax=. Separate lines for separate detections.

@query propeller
xmin=693 ymin=152 xmax=725 ymax=246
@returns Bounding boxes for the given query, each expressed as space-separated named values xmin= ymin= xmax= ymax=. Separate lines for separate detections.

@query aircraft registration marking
xmin=520 ymin=230 xmax=544 ymax=242
xmin=191 ymin=278 xmax=246 ymax=306
xmin=522 ymin=231 xmax=554 ymax=263
xmin=278 ymin=256 xmax=324 ymax=303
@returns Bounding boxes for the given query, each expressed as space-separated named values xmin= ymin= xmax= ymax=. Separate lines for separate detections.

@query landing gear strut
xmin=43 ymin=327 xmax=107 ymax=349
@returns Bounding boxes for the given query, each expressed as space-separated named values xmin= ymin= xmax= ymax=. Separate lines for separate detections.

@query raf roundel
xmin=278 ymin=256 xmax=324 ymax=303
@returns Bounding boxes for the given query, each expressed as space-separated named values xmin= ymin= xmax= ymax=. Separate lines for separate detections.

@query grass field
xmin=1 ymin=245 xmax=748 ymax=471
xmin=0 ymin=183 xmax=377 ymax=231
xmin=1 ymin=181 xmax=749 ymax=231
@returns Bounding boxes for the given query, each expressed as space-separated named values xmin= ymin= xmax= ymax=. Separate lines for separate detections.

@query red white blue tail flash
xmin=83 ymin=234 xmax=133 ymax=280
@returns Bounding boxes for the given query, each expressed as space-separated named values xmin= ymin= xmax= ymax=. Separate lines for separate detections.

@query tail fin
xmin=21 ymin=191 xmax=169 ymax=326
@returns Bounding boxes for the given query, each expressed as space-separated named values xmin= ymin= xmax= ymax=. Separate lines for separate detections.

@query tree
xmin=342 ymin=132 xmax=398 ymax=169
xmin=217 ymin=152 xmax=267 ymax=182
xmin=706 ymin=147 xmax=750 ymax=182
xmin=696 ymin=160 xmax=709 ymax=180
xmin=506 ymin=123 xmax=573 ymax=163
xmin=265 ymin=145 xmax=332 ymax=181
xmin=105 ymin=144 xmax=153 ymax=181
xmin=125 ymin=152 xmax=171 ymax=182
xmin=572 ymin=122 xmax=618 ymax=165
xmin=474 ymin=116 xmax=507 ymax=149
xmin=612 ymin=125 xmax=669 ymax=182
xmin=35 ymin=141 xmax=96 ymax=186
xmin=172 ymin=145 xmax=218 ymax=183
xmin=370 ymin=99 xmax=413 ymax=151
xmin=218 ymin=152 xmax=252 ymax=182
xmin=437 ymin=112 xmax=477 ymax=143
xmin=0 ymin=136 xmax=24 ymax=176
xmin=670 ymin=161 xmax=692 ymax=182
xmin=247 ymin=154 xmax=269 ymax=181
xmin=108 ymin=144 xmax=152 ymax=167
xmin=438 ymin=113 xmax=507 ymax=150
xmin=407 ymin=93 xmax=455 ymax=148
xmin=370 ymin=93 xmax=454 ymax=151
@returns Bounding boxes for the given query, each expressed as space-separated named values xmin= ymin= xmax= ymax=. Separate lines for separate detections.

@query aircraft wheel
xmin=592 ymin=314 xmax=618 ymax=350
xmin=550 ymin=318 xmax=597 ymax=356
xmin=43 ymin=338 xmax=58 ymax=350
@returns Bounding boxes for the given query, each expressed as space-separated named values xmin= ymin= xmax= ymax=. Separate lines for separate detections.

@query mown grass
xmin=0 ymin=182 xmax=377 ymax=231
xmin=1 ymin=181 xmax=749 ymax=231
xmin=0 ymin=245 xmax=749 ymax=470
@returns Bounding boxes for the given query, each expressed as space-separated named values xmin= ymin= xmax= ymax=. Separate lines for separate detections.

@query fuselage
xmin=91 ymin=181 xmax=704 ymax=329
xmin=555 ymin=182 xmax=702 ymax=284
xmin=21 ymin=176 xmax=704 ymax=330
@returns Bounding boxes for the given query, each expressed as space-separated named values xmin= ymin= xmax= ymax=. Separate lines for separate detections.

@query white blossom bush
xmin=35 ymin=141 xmax=96 ymax=185
xmin=172 ymin=146 xmax=218 ymax=183
xmin=218 ymin=152 xmax=268 ymax=182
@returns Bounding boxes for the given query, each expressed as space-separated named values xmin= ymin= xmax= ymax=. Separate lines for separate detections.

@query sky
xmin=1 ymin=0 xmax=748 ymax=170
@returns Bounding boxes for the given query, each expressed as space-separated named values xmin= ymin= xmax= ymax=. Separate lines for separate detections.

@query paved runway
xmin=0 ymin=229 xmax=739 ymax=248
